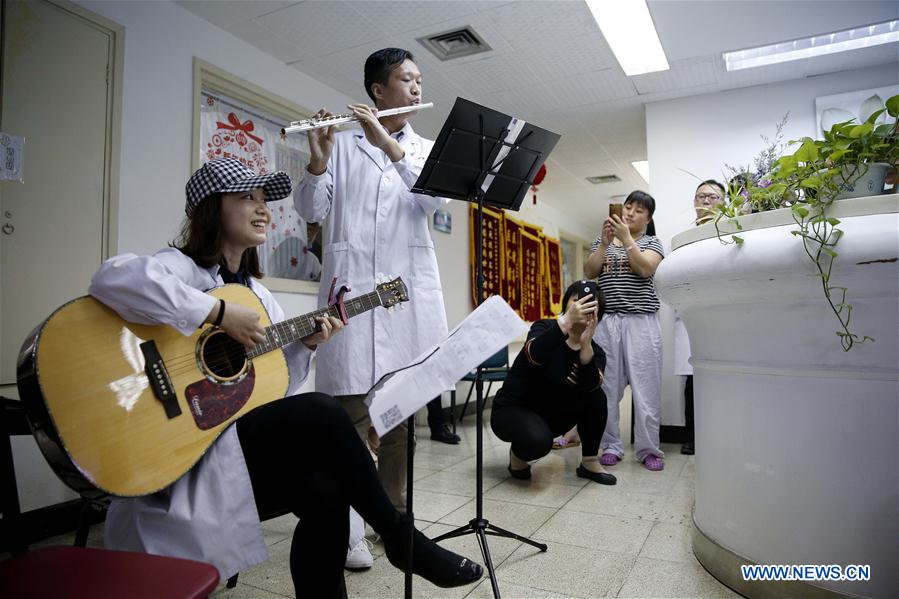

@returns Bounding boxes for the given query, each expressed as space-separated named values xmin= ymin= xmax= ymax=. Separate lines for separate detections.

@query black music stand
xmin=412 ymin=97 xmax=560 ymax=598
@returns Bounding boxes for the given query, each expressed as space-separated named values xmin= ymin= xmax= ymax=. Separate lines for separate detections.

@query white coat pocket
xmin=407 ymin=238 xmax=441 ymax=291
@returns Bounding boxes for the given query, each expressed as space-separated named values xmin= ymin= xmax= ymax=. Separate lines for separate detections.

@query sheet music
xmin=366 ymin=295 xmax=529 ymax=436
xmin=479 ymin=117 xmax=527 ymax=195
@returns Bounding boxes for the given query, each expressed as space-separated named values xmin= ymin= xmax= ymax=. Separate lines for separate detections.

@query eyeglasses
xmin=694 ymin=193 xmax=721 ymax=202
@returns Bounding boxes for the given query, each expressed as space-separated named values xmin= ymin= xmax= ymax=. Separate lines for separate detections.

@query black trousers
xmin=426 ymin=396 xmax=448 ymax=430
xmin=684 ymin=375 xmax=694 ymax=443
xmin=490 ymin=388 xmax=607 ymax=462
xmin=236 ymin=392 xmax=400 ymax=599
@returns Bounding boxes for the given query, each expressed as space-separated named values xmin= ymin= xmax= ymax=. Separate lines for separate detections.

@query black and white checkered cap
xmin=184 ymin=158 xmax=293 ymax=216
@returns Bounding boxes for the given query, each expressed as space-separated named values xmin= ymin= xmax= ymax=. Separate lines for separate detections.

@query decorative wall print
xmin=200 ymin=91 xmax=319 ymax=282
xmin=816 ymin=85 xmax=899 ymax=137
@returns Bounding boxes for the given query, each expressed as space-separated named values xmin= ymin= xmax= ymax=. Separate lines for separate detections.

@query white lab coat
xmin=89 ymin=248 xmax=313 ymax=580
xmin=294 ymin=123 xmax=449 ymax=396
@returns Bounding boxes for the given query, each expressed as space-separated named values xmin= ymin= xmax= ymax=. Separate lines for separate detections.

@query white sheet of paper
xmin=366 ymin=295 xmax=529 ymax=436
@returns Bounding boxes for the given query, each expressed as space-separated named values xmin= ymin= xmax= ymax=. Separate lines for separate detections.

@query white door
xmin=1 ymin=0 xmax=114 ymax=384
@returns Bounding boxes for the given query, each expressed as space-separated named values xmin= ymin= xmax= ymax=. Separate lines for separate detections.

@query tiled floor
xmin=31 ymin=412 xmax=738 ymax=598
xmin=219 ymin=412 xmax=736 ymax=598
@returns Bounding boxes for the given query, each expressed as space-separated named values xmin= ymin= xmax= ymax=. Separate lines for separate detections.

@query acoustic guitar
xmin=16 ymin=278 xmax=408 ymax=498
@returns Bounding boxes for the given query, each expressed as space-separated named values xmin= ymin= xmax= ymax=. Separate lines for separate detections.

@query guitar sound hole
xmin=202 ymin=332 xmax=247 ymax=379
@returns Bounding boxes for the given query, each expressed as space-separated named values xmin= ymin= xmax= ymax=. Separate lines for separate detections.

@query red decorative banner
xmin=503 ymin=215 xmax=523 ymax=316
xmin=469 ymin=205 xmax=504 ymax=307
xmin=536 ymin=232 xmax=551 ymax=318
xmin=519 ymin=230 xmax=544 ymax=322
xmin=544 ymin=236 xmax=563 ymax=316
xmin=523 ymin=223 xmax=542 ymax=240
xmin=468 ymin=208 xmax=564 ymax=321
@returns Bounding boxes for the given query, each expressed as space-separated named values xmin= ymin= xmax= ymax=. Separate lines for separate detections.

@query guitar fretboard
xmin=246 ymin=289 xmax=383 ymax=358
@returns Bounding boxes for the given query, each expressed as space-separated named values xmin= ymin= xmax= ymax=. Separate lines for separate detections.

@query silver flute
xmin=281 ymin=102 xmax=433 ymax=135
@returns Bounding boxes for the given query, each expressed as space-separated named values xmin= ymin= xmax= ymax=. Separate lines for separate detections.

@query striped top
xmin=591 ymin=235 xmax=664 ymax=314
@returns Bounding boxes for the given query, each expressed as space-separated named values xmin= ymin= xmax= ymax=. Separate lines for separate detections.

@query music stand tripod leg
xmin=405 ymin=413 xmax=414 ymax=599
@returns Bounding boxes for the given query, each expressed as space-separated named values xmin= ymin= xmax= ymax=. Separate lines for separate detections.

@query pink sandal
xmin=599 ymin=453 xmax=620 ymax=466
xmin=552 ymin=437 xmax=581 ymax=450
xmin=643 ymin=455 xmax=665 ymax=471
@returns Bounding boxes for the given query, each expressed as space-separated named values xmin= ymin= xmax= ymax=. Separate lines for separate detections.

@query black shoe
xmin=576 ymin=465 xmax=617 ymax=485
xmin=383 ymin=515 xmax=483 ymax=588
xmin=508 ymin=462 xmax=531 ymax=480
xmin=681 ymin=442 xmax=695 ymax=455
xmin=430 ymin=424 xmax=461 ymax=445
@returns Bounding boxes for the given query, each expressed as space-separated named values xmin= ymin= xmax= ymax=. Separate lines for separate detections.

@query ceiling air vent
xmin=417 ymin=27 xmax=491 ymax=61
xmin=586 ymin=174 xmax=621 ymax=184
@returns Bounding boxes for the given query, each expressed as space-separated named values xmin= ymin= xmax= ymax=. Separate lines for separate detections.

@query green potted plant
xmin=710 ymin=93 xmax=898 ymax=351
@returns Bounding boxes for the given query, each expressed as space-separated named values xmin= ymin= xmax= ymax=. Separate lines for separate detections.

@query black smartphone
xmin=576 ymin=280 xmax=599 ymax=300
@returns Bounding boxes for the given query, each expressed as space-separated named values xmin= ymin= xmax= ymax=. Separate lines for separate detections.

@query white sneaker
xmin=345 ymin=538 xmax=374 ymax=570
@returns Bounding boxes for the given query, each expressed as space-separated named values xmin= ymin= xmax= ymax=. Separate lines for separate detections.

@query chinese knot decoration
xmin=531 ymin=164 xmax=547 ymax=205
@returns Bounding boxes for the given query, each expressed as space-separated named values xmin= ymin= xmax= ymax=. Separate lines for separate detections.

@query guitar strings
xmin=157 ymin=294 xmax=385 ymax=378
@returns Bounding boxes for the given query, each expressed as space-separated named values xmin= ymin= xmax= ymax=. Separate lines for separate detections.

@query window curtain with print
xmin=200 ymin=92 xmax=320 ymax=281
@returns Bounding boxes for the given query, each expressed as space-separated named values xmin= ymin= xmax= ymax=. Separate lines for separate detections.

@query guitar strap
xmin=327 ymin=277 xmax=351 ymax=325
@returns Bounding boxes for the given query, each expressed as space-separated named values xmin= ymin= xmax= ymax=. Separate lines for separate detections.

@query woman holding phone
xmin=584 ymin=190 xmax=666 ymax=471
xmin=490 ymin=281 xmax=616 ymax=485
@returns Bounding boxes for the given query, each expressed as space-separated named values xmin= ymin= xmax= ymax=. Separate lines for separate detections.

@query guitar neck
xmin=246 ymin=289 xmax=382 ymax=358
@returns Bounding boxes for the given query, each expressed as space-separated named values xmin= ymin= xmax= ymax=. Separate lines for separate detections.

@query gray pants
xmin=338 ymin=394 xmax=413 ymax=548
xmin=595 ymin=313 xmax=664 ymax=462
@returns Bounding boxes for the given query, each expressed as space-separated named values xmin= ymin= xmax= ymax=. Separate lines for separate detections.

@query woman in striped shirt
xmin=584 ymin=190 xmax=667 ymax=471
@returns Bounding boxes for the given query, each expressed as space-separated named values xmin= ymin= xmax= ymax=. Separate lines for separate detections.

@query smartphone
xmin=576 ymin=280 xmax=599 ymax=301
xmin=609 ymin=203 xmax=623 ymax=219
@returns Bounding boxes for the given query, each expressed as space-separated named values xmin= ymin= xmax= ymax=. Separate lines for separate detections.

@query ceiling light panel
xmin=724 ymin=20 xmax=899 ymax=71
xmin=585 ymin=0 xmax=670 ymax=76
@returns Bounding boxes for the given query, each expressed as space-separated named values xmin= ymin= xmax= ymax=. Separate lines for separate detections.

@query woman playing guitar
xmin=88 ymin=158 xmax=482 ymax=597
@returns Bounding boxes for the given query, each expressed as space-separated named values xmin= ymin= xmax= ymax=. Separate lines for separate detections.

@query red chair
xmin=0 ymin=397 xmax=220 ymax=598
xmin=0 ymin=546 xmax=219 ymax=599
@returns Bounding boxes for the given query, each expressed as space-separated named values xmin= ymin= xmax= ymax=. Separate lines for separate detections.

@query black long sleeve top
xmin=493 ymin=319 xmax=606 ymax=410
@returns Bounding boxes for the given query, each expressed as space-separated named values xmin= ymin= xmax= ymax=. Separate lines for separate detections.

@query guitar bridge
xmin=140 ymin=340 xmax=181 ymax=419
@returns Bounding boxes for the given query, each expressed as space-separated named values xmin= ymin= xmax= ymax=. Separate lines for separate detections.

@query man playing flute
xmin=293 ymin=47 xmax=454 ymax=570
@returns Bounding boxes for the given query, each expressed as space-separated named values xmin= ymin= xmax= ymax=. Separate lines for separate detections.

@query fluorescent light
xmin=724 ymin=20 xmax=899 ymax=71
xmin=632 ymin=160 xmax=650 ymax=184
xmin=585 ymin=0 xmax=669 ymax=76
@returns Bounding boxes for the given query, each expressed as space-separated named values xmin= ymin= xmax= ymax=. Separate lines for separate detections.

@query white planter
xmin=655 ymin=195 xmax=898 ymax=598
xmin=837 ymin=162 xmax=892 ymax=199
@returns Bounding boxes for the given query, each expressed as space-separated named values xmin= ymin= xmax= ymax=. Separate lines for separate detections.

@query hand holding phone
xmin=577 ymin=280 xmax=599 ymax=301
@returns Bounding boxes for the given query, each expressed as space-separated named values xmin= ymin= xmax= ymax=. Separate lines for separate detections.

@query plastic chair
xmin=450 ymin=346 xmax=509 ymax=430
xmin=0 ymin=397 xmax=220 ymax=598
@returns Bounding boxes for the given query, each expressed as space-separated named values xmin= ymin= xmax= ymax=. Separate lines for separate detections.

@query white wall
xmin=646 ymin=63 xmax=899 ymax=426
